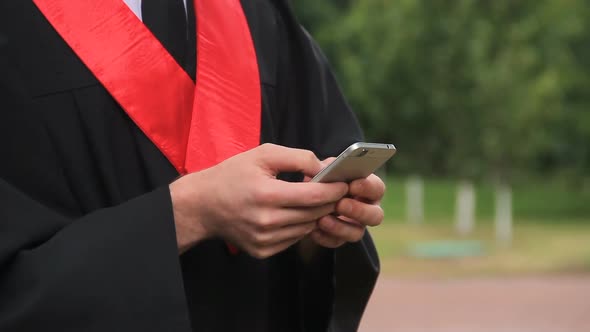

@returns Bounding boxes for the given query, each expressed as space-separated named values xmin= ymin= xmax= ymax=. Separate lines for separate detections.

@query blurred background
xmin=293 ymin=1 xmax=590 ymax=331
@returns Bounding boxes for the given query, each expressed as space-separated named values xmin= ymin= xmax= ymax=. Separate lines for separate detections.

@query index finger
xmin=304 ymin=157 xmax=337 ymax=182
xmin=256 ymin=144 xmax=322 ymax=177
xmin=255 ymin=180 xmax=348 ymax=207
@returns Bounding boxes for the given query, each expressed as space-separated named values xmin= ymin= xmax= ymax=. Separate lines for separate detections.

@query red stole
xmin=33 ymin=0 xmax=261 ymax=254
xmin=32 ymin=0 xmax=261 ymax=175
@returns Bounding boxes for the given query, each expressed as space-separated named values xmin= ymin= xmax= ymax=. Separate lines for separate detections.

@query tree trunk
xmin=455 ymin=180 xmax=476 ymax=235
xmin=495 ymin=182 xmax=513 ymax=246
xmin=406 ymin=176 xmax=424 ymax=224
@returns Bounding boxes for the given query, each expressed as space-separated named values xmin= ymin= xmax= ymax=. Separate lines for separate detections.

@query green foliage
xmin=293 ymin=0 xmax=590 ymax=182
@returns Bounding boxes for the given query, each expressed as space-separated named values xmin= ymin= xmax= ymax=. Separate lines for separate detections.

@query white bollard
xmin=406 ymin=176 xmax=424 ymax=224
xmin=455 ymin=180 xmax=476 ymax=235
xmin=495 ymin=182 xmax=513 ymax=245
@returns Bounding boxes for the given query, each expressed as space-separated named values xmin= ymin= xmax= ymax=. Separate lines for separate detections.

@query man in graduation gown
xmin=0 ymin=0 xmax=385 ymax=331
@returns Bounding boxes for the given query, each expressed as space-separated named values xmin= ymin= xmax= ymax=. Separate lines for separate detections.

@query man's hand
xmin=169 ymin=144 xmax=349 ymax=258
xmin=309 ymin=174 xmax=385 ymax=248
xmin=302 ymin=158 xmax=385 ymax=253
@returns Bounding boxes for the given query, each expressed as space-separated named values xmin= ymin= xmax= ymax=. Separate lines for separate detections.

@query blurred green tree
xmin=293 ymin=0 xmax=590 ymax=186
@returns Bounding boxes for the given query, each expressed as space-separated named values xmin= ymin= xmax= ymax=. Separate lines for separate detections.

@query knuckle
xmin=246 ymin=231 xmax=259 ymax=247
xmin=259 ymin=143 xmax=275 ymax=152
xmin=347 ymin=199 xmax=360 ymax=218
xmin=300 ymin=150 xmax=318 ymax=168
xmin=305 ymin=150 xmax=317 ymax=163
xmin=256 ymin=212 xmax=277 ymax=230
xmin=302 ymin=188 xmax=324 ymax=206
xmin=253 ymin=231 xmax=274 ymax=247
xmin=353 ymin=179 xmax=365 ymax=195
xmin=252 ymin=232 xmax=265 ymax=245
xmin=335 ymin=199 xmax=347 ymax=214
xmin=308 ymin=189 xmax=327 ymax=204
xmin=252 ymin=186 xmax=278 ymax=205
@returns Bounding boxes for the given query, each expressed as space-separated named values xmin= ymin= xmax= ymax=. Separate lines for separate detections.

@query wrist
xmin=169 ymin=175 xmax=211 ymax=254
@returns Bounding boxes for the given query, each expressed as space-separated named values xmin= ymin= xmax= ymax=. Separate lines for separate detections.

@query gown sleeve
xmin=0 ymin=40 xmax=191 ymax=331
xmin=0 ymin=179 xmax=192 ymax=332
xmin=273 ymin=2 xmax=381 ymax=331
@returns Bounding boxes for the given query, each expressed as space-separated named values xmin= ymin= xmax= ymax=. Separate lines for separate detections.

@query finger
xmin=248 ymin=232 xmax=307 ymax=259
xmin=320 ymin=157 xmax=337 ymax=169
xmin=257 ymin=144 xmax=322 ymax=177
xmin=303 ymin=157 xmax=337 ymax=182
xmin=254 ymin=221 xmax=316 ymax=247
xmin=335 ymin=198 xmax=384 ymax=227
xmin=257 ymin=203 xmax=335 ymax=229
xmin=268 ymin=220 xmax=317 ymax=245
xmin=254 ymin=180 xmax=348 ymax=207
xmin=349 ymin=174 xmax=386 ymax=203
xmin=317 ymin=215 xmax=366 ymax=243
xmin=310 ymin=229 xmax=346 ymax=249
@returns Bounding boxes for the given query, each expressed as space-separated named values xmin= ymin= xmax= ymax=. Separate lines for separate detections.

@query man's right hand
xmin=169 ymin=144 xmax=348 ymax=258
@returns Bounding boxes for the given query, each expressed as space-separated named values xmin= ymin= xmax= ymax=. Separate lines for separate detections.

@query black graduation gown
xmin=0 ymin=1 xmax=379 ymax=331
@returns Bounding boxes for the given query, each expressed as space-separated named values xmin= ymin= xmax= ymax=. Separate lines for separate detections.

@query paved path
xmin=359 ymin=276 xmax=590 ymax=332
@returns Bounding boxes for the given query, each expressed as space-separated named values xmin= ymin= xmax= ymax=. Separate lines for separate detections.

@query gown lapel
xmin=33 ymin=0 xmax=261 ymax=176
xmin=186 ymin=0 xmax=261 ymax=173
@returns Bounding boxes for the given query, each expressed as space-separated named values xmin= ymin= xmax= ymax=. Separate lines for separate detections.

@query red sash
xmin=33 ymin=0 xmax=261 ymax=175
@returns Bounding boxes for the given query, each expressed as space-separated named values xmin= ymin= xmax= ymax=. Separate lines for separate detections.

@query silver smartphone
xmin=311 ymin=142 xmax=396 ymax=183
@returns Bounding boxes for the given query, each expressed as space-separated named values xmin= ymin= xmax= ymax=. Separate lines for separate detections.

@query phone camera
xmin=357 ymin=148 xmax=369 ymax=157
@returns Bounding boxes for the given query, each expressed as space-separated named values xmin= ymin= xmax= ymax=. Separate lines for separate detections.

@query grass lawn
xmin=371 ymin=176 xmax=590 ymax=277
xmin=381 ymin=176 xmax=590 ymax=222
xmin=371 ymin=221 xmax=590 ymax=278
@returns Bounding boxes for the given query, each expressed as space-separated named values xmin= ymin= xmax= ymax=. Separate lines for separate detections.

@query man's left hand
xmin=309 ymin=173 xmax=385 ymax=248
